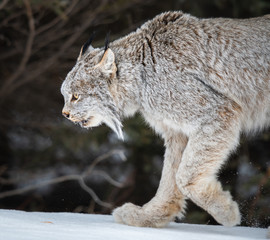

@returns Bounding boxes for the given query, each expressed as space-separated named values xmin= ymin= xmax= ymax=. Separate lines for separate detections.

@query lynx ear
xmin=78 ymin=32 xmax=96 ymax=60
xmin=78 ymin=45 xmax=94 ymax=60
xmin=97 ymin=48 xmax=117 ymax=79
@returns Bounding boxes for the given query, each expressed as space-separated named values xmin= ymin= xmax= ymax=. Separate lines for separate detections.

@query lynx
xmin=61 ymin=11 xmax=270 ymax=228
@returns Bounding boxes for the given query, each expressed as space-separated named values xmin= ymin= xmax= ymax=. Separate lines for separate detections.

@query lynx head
xmin=61 ymin=33 xmax=123 ymax=140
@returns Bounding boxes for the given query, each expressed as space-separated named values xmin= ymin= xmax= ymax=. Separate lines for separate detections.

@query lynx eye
xmin=71 ymin=93 xmax=79 ymax=101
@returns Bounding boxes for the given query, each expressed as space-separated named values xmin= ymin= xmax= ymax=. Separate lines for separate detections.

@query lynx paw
xmin=208 ymin=194 xmax=241 ymax=227
xmin=113 ymin=203 xmax=171 ymax=228
xmin=216 ymin=200 xmax=241 ymax=227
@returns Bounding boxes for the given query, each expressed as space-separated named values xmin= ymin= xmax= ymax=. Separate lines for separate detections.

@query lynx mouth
xmin=78 ymin=114 xmax=124 ymax=140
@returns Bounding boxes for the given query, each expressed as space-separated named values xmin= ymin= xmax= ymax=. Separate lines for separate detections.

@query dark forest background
xmin=0 ymin=0 xmax=270 ymax=228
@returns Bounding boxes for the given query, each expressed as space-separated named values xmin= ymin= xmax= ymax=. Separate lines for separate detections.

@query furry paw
xmin=208 ymin=193 xmax=241 ymax=227
xmin=216 ymin=200 xmax=241 ymax=227
xmin=112 ymin=203 xmax=172 ymax=228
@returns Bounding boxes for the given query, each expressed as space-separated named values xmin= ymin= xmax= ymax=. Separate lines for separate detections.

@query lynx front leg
xmin=113 ymin=133 xmax=188 ymax=227
xmin=176 ymin=123 xmax=241 ymax=227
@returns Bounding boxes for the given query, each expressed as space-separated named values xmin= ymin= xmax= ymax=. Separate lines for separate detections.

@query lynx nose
xmin=62 ymin=111 xmax=70 ymax=119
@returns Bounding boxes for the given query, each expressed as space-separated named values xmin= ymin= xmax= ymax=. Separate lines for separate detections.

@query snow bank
xmin=0 ymin=209 xmax=268 ymax=240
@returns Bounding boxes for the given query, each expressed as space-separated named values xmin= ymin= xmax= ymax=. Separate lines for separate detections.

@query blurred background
xmin=0 ymin=0 xmax=270 ymax=228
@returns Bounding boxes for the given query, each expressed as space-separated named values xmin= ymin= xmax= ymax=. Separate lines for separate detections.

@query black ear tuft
xmin=82 ymin=31 xmax=96 ymax=55
xmin=104 ymin=31 xmax=111 ymax=52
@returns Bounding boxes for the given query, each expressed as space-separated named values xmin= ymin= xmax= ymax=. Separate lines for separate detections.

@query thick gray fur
xmin=61 ymin=11 xmax=270 ymax=228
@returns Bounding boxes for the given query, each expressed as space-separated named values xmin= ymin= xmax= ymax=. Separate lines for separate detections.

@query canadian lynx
xmin=61 ymin=11 xmax=270 ymax=228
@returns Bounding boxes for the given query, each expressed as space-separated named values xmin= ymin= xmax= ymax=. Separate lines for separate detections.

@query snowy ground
xmin=0 ymin=209 xmax=268 ymax=240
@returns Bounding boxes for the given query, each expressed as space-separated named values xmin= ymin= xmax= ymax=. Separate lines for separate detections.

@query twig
xmin=77 ymin=178 xmax=112 ymax=208
xmin=36 ymin=0 xmax=80 ymax=35
xmin=91 ymin=170 xmax=125 ymax=188
xmin=0 ymin=0 xmax=9 ymax=10
xmin=83 ymin=149 xmax=126 ymax=176
xmin=1 ymin=0 xmax=146 ymax=97
xmin=1 ymin=10 xmax=25 ymax=27
xmin=0 ymin=174 xmax=112 ymax=208
xmin=0 ymin=49 xmax=21 ymax=61
xmin=3 ymin=25 xmax=88 ymax=95
xmin=0 ymin=174 xmax=79 ymax=199
xmin=0 ymin=0 xmax=35 ymax=97
xmin=0 ymin=150 xmax=126 ymax=208
xmin=4 ymin=1 xmax=108 ymax=96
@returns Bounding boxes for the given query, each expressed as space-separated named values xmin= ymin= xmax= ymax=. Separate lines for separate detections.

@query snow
xmin=0 ymin=209 xmax=268 ymax=240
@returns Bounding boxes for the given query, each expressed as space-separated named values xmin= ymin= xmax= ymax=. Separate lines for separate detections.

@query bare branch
xmin=0 ymin=174 xmax=80 ymax=199
xmin=1 ymin=10 xmax=25 ymax=27
xmin=0 ymin=0 xmax=9 ymax=10
xmin=0 ymin=150 xmax=126 ymax=209
xmin=0 ymin=49 xmax=20 ymax=61
xmin=3 ymin=11 xmax=97 ymax=96
xmin=78 ymin=178 xmax=112 ymax=208
xmin=91 ymin=170 xmax=125 ymax=188
xmin=0 ymin=0 xmax=147 ymax=98
xmin=36 ymin=0 xmax=80 ymax=35
xmin=0 ymin=0 xmax=35 ymax=97
xmin=83 ymin=149 xmax=126 ymax=176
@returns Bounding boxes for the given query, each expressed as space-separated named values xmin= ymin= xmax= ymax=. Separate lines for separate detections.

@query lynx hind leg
xmin=176 ymin=122 xmax=241 ymax=227
xmin=113 ymin=133 xmax=188 ymax=227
